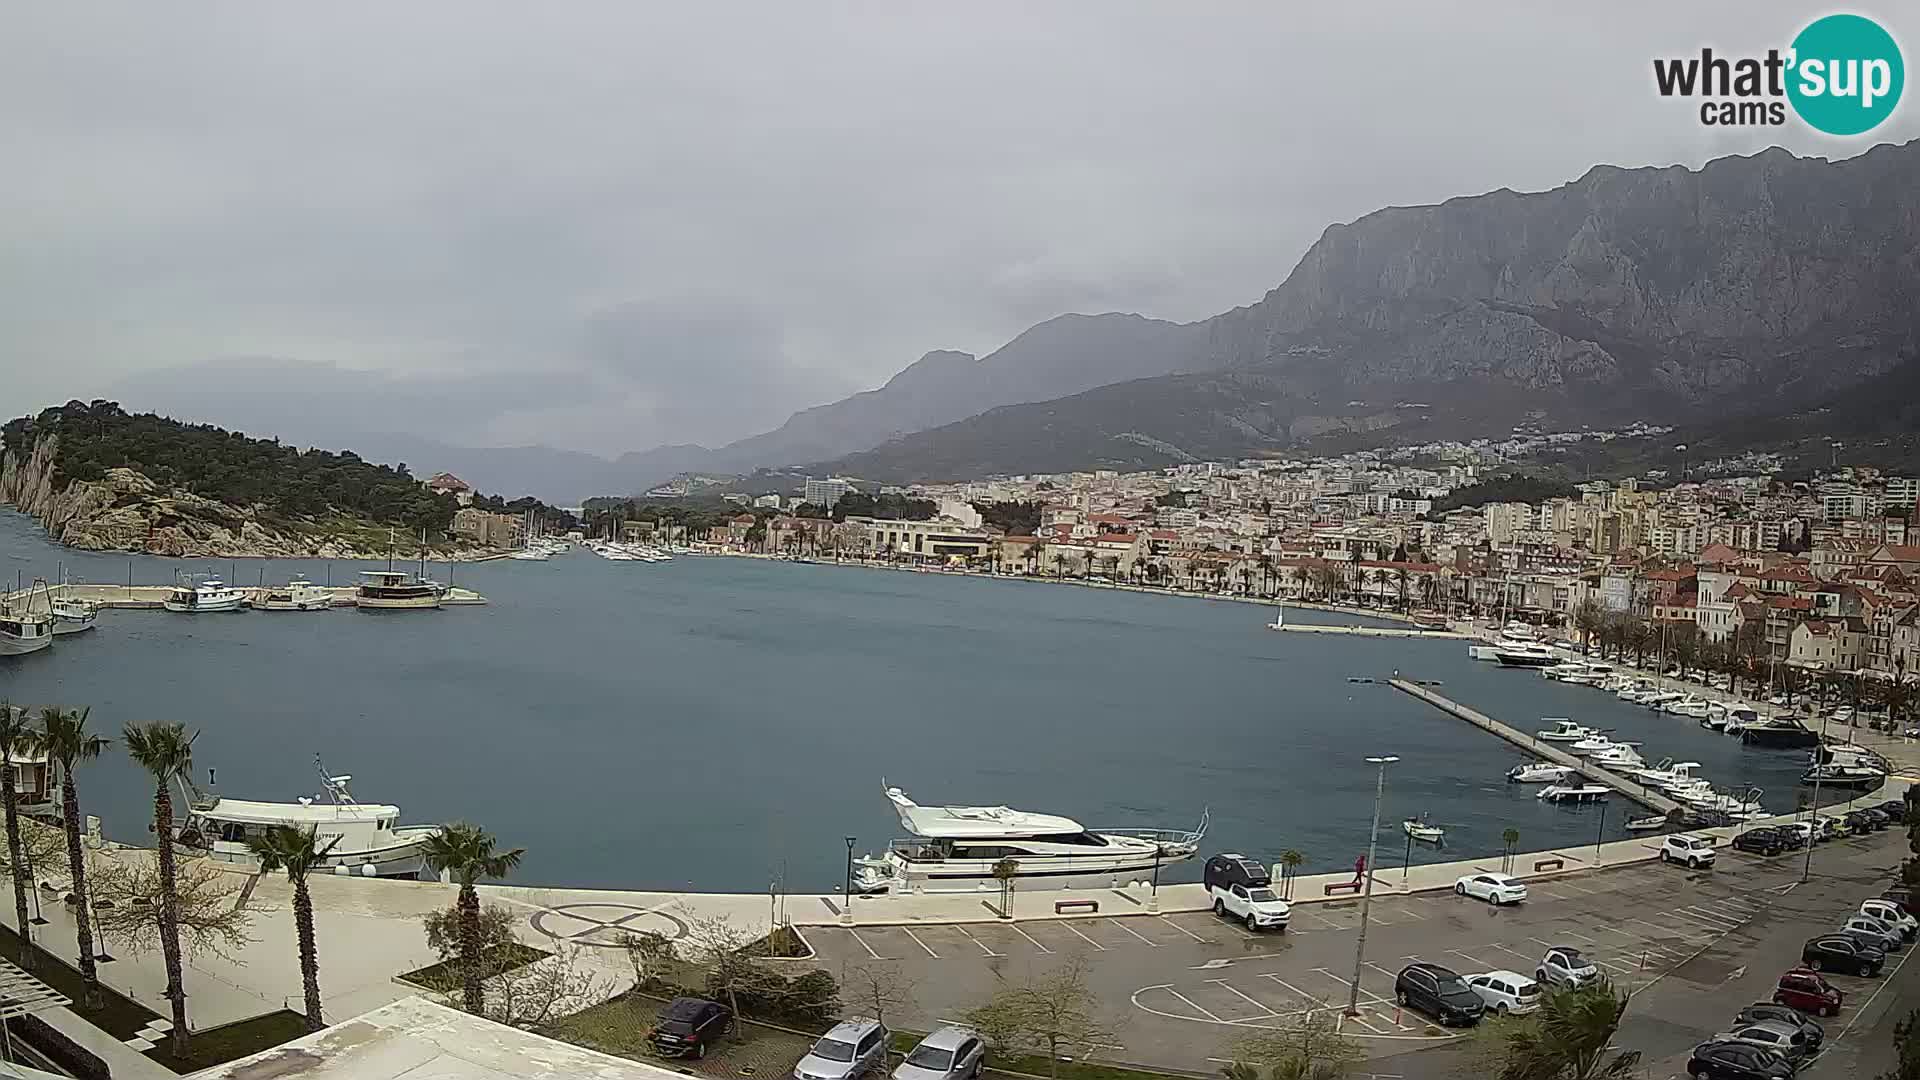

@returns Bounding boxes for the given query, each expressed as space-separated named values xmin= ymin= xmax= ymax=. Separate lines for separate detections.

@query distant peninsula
xmin=0 ymin=400 xmax=565 ymax=558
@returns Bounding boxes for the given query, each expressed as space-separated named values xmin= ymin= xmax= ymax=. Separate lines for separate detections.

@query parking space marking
xmin=847 ymin=928 xmax=883 ymax=960
xmin=1363 ymin=961 xmax=1401 ymax=982
xmin=1561 ymin=931 xmax=1600 ymax=945
xmin=1163 ymin=918 xmax=1210 ymax=944
xmin=1061 ymin=922 xmax=1109 ymax=951
xmin=1526 ymin=937 xmax=1559 ymax=950
xmin=1008 ymin=924 xmax=1054 ymax=954
xmin=1668 ymin=907 xmax=1743 ymax=930
xmin=1106 ymin=919 xmax=1163 ymax=947
xmin=1629 ymin=917 xmax=1711 ymax=942
xmin=1208 ymin=979 xmax=1282 ymax=1020
xmin=1393 ymin=907 xmax=1427 ymax=921
xmin=1447 ymin=949 xmax=1490 ymax=968
xmin=955 ymin=925 xmax=1003 ymax=957
xmin=1162 ymin=987 xmax=1225 ymax=1023
xmin=1487 ymin=942 xmax=1534 ymax=962
xmin=1307 ymin=911 xmax=1346 ymax=931
xmin=1556 ymin=881 xmax=1602 ymax=897
xmin=1596 ymin=958 xmax=1637 ymax=976
xmin=901 ymin=928 xmax=939 ymax=959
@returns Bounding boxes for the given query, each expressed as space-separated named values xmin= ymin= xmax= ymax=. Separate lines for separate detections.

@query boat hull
xmin=0 ymin=633 xmax=53 ymax=656
xmin=194 ymin=836 xmax=435 ymax=878
xmin=51 ymin=616 xmax=95 ymax=634
xmin=164 ymin=596 xmax=247 ymax=613
xmin=355 ymin=594 xmax=441 ymax=610
xmin=855 ymin=853 xmax=1193 ymax=894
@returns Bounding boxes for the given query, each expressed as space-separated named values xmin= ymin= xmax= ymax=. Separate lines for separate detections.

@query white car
xmin=1464 ymin=970 xmax=1540 ymax=1016
xmin=1536 ymin=946 xmax=1599 ymax=988
xmin=1861 ymin=899 xmax=1918 ymax=939
xmin=1207 ymin=880 xmax=1291 ymax=931
xmin=1840 ymin=915 xmax=1904 ymax=951
xmin=1455 ymin=872 xmax=1529 ymax=905
xmin=1660 ymin=834 xmax=1716 ymax=868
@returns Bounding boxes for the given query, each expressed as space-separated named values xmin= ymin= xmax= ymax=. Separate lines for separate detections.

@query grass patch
xmin=742 ymin=925 xmax=811 ymax=958
xmin=886 ymin=1029 xmax=1189 ymax=1080
xmin=543 ymin=992 xmax=660 ymax=1059
xmin=396 ymin=942 xmax=550 ymax=989
xmin=0 ymin=919 xmax=307 ymax=1071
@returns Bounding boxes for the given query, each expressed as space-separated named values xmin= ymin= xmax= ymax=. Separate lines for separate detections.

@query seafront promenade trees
xmin=28 ymin=706 xmax=109 ymax=1009
xmin=965 ymin=956 xmax=1112 ymax=1080
xmin=123 ymin=720 xmax=196 ymax=1055
xmin=421 ymin=822 xmax=525 ymax=1012
xmin=1492 ymin=979 xmax=1639 ymax=1080
xmin=0 ymin=704 xmax=37 ymax=972
xmin=247 ymin=824 xmax=338 ymax=1031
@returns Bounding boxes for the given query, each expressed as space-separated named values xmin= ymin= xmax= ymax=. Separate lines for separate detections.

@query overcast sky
xmin=5 ymin=3 xmax=1916 ymax=458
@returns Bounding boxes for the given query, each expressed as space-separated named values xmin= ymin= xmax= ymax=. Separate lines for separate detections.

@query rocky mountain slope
xmin=812 ymin=142 xmax=1920 ymax=483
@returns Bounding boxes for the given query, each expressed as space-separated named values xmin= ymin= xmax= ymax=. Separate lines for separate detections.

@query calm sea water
xmin=0 ymin=510 xmax=1816 ymax=892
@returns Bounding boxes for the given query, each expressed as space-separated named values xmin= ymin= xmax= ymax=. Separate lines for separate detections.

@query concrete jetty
xmin=1390 ymin=677 xmax=1680 ymax=815
xmin=1269 ymin=623 xmax=1468 ymax=639
xmin=1 ymin=580 xmax=486 ymax=610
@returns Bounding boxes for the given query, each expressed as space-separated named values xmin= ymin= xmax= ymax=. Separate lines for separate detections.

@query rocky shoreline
xmin=0 ymin=434 xmax=494 ymax=560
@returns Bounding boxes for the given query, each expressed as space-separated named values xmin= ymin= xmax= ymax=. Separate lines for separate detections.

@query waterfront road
xmin=804 ymin=830 xmax=1912 ymax=1073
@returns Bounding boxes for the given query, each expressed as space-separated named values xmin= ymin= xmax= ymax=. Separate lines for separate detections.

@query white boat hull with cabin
xmin=164 ymin=578 xmax=249 ymax=613
xmin=851 ymin=785 xmax=1205 ymax=894
xmin=175 ymin=759 xmax=443 ymax=878
xmin=259 ymin=579 xmax=335 ymax=611
xmin=0 ymin=615 xmax=54 ymax=656
xmin=50 ymin=598 xmax=97 ymax=634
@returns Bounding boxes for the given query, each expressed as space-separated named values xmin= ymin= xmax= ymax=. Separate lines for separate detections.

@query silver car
xmin=794 ymin=1018 xmax=890 ymax=1080
xmin=893 ymin=1026 xmax=986 ymax=1080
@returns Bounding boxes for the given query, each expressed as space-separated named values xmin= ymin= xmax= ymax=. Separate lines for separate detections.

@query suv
xmin=1536 ymin=946 xmax=1599 ymax=988
xmin=1731 ymin=828 xmax=1784 ymax=856
xmin=1802 ymin=935 xmax=1884 ymax=977
xmin=650 ymin=997 xmax=732 ymax=1060
xmin=1204 ymin=854 xmax=1290 ymax=931
xmin=794 ymin=1019 xmax=890 ymax=1080
xmin=1773 ymin=969 xmax=1843 ymax=1017
xmin=1660 ymin=834 xmax=1716 ymax=868
xmin=894 ymin=1026 xmax=985 ymax=1080
xmin=1393 ymin=963 xmax=1484 ymax=1026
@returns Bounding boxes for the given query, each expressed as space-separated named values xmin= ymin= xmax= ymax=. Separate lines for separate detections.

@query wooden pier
xmin=1389 ymin=678 xmax=1680 ymax=815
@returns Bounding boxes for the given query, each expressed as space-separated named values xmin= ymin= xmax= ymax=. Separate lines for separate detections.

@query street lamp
xmin=1802 ymin=713 xmax=1834 ymax=883
xmin=843 ymin=837 xmax=857 ymax=915
xmin=1349 ymin=755 xmax=1399 ymax=1018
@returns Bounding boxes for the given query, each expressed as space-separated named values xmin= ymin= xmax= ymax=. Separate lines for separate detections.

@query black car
xmin=1394 ymin=962 xmax=1484 ymax=1026
xmin=1732 ymin=828 xmax=1785 ymax=856
xmin=1882 ymin=887 xmax=1914 ymax=910
xmin=1802 ymin=935 xmax=1884 ymax=977
xmin=649 ymin=996 xmax=732 ymax=1059
xmin=1734 ymin=1003 xmax=1824 ymax=1049
xmin=1877 ymin=800 xmax=1910 ymax=824
xmin=1845 ymin=810 xmax=1882 ymax=834
xmin=1687 ymin=1039 xmax=1795 ymax=1080
xmin=1204 ymin=853 xmax=1273 ymax=891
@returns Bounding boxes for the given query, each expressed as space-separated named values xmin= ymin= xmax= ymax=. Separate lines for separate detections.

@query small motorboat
xmin=1536 ymin=719 xmax=1594 ymax=742
xmin=164 ymin=576 xmax=249 ymax=613
xmin=50 ymin=597 xmax=97 ymax=634
xmin=1588 ymin=743 xmax=1646 ymax=770
xmin=1568 ymin=733 xmax=1620 ymax=756
xmin=1664 ymin=696 xmax=1711 ymax=719
xmin=1624 ymin=814 xmax=1671 ymax=832
xmin=1639 ymin=691 xmax=1682 ymax=711
xmin=1538 ymin=784 xmax=1611 ymax=803
xmin=1508 ymin=763 xmax=1577 ymax=784
xmin=1403 ymin=816 xmax=1445 ymax=844
xmin=257 ymin=577 xmax=334 ymax=611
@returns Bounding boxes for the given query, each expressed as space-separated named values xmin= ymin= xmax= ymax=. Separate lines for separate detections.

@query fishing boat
xmin=258 ymin=577 xmax=334 ymax=611
xmin=49 ymin=597 xmax=97 ymax=634
xmin=1403 ymin=815 xmax=1445 ymax=843
xmin=0 ymin=611 xmax=53 ymax=656
xmin=849 ymin=783 xmax=1206 ymax=894
xmin=163 ymin=575 xmax=249 ymax=613
xmin=174 ymin=757 xmax=445 ymax=878
xmin=1537 ymin=784 xmax=1611 ymax=804
xmin=1507 ymin=763 xmax=1577 ymax=784
xmin=1536 ymin=719 xmax=1595 ymax=742
xmin=354 ymin=570 xmax=441 ymax=611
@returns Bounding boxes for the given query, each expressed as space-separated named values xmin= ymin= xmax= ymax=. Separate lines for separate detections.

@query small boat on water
xmin=1403 ymin=815 xmax=1445 ymax=843
xmin=1568 ymin=733 xmax=1621 ymax=756
xmin=1538 ymin=784 xmax=1611 ymax=803
xmin=1508 ymin=763 xmax=1577 ymax=784
xmin=1664 ymin=696 xmax=1711 ymax=720
xmin=175 ymin=756 xmax=445 ymax=878
xmin=1536 ymin=719 xmax=1595 ymax=742
xmin=1495 ymin=643 xmax=1558 ymax=668
xmin=0 ymin=612 xmax=54 ymax=656
xmin=1740 ymin=715 xmax=1822 ymax=749
xmin=163 ymin=575 xmax=249 ymax=613
xmin=1624 ymin=814 xmax=1671 ymax=832
xmin=354 ymin=570 xmax=441 ymax=611
xmin=258 ymin=577 xmax=334 ymax=611
xmin=50 ymin=597 xmax=97 ymax=634
xmin=1588 ymin=743 xmax=1645 ymax=770
xmin=1639 ymin=690 xmax=1682 ymax=711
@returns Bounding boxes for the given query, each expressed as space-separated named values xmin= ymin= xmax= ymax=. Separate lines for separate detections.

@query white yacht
xmin=258 ymin=577 xmax=334 ymax=611
xmin=1616 ymin=680 xmax=1658 ymax=703
xmin=1639 ymin=690 xmax=1683 ymax=711
xmin=1495 ymin=642 xmax=1558 ymax=668
xmin=1507 ymin=762 xmax=1578 ymax=784
xmin=50 ymin=597 xmax=97 ymax=634
xmin=1536 ymin=719 xmax=1595 ymax=742
xmin=1568 ymin=733 xmax=1621 ymax=756
xmin=850 ymin=784 xmax=1206 ymax=894
xmin=175 ymin=758 xmax=444 ymax=878
xmin=163 ymin=576 xmax=249 ymax=613
xmin=1663 ymin=696 xmax=1711 ymax=719
xmin=1588 ymin=743 xmax=1646 ymax=770
xmin=0 ymin=612 xmax=53 ymax=656
xmin=1543 ymin=662 xmax=1594 ymax=683
xmin=1538 ymin=784 xmax=1611 ymax=803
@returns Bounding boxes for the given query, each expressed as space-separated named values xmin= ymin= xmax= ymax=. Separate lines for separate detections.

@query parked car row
xmin=1394 ymin=945 xmax=1598 ymax=1028
xmin=1730 ymin=800 xmax=1906 ymax=856
xmin=648 ymin=1000 xmax=984 ymax=1080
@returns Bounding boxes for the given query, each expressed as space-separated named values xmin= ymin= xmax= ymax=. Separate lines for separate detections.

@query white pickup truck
xmin=1202 ymin=854 xmax=1291 ymax=931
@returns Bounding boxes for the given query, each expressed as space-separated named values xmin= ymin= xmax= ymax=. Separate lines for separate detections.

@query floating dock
xmin=1268 ymin=623 xmax=1468 ymax=639
xmin=1389 ymin=677 xmax=1680 ymax=815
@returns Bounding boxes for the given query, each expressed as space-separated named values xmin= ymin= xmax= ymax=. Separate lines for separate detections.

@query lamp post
xmin=1149 ymin=844 xmax=1163 ymax=913
xmin=1348 ymin=755 xmax=1399 ymax=1018
xmin=1593 ymin=800 xmax=1608 ymax=860
xmin=843 ymin=837 xmax=857 ymax=924
xmin=1802 ymin=713 xmax=1833 ymax=883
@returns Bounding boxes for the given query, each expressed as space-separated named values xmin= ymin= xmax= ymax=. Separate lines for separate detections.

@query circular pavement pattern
xmin=530 ymin=903 xmax=690 ymax=948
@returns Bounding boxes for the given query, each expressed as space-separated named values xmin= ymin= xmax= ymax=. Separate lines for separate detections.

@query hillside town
xmin=653 ymin=435 xmax=1920 ymax=685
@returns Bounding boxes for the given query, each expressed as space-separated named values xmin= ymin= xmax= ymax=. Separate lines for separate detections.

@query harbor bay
xmin=0 ymin=510 xmax=1817 ymax=893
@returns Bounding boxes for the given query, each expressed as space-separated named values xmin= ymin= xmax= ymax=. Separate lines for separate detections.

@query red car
xmin=1774 ymin=968 xmax=1843 ymax=1017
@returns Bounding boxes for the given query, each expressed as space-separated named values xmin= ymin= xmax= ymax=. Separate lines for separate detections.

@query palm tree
xmin=1277 ymin=849 xmax=1305 ymax=900
xmin=1394 ymin=566 xmax=1412 ymax=611
xmin=1290 ymin=566 xmax=1311 ymax=599
xmin=122 ymin=721 xmax=196 ymax=1054
xmin=1501 ymin=828 xmax=1521 ymax=874
xmin=991 ymin=857 xmax=1020 ymax=918
xmin=420 ymin=823 xmax=525 ymax=1013
xmin=247 ymin=825 xmax=340 ymax=1031
xmin=28 ymin=706 xmax=110 ymax=1009
xmin=1494 ymin=979 xmax=1639 ymax=1080
xmin=0 ymin=705 xmax=35 ymax=972
xmin=1572 ymin=600 xmax=1604 ymax=655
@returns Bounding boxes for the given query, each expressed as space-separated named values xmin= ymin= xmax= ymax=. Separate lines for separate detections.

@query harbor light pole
xmin=1802 ymin=712 xmax=1834 ymax=883
xmin=843 ymin=837 xmax=857 ymax=915
xmin=1348 ymin=755 xmax=1398 ymax=1018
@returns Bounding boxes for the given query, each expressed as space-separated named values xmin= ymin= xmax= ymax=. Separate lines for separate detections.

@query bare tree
xmin=842 ymin=959 xmax=916 ymax=1031
xmin=679 ymin=910 xmax=762 ymax=1028
xmin=1228 ymin=1008 xmax=1363 ymax=1080
xmin=617 ymin=928 xmax=678 ymax=990
xmin=86 ymin=852 xmax=255 ymax=964
xmin=964 ymin=955 xmax=1114 ymax=1080
xmin=485 ymin=944 xmax=610 ymax=1030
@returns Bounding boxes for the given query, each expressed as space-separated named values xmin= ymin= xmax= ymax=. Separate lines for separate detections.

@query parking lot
xmin=804 ymin=832 xmax=1906 ymax=1072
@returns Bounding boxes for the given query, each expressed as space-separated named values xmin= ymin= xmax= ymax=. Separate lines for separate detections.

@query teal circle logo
xmin=1788 ymin=14 xmax=1904 ymax=135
